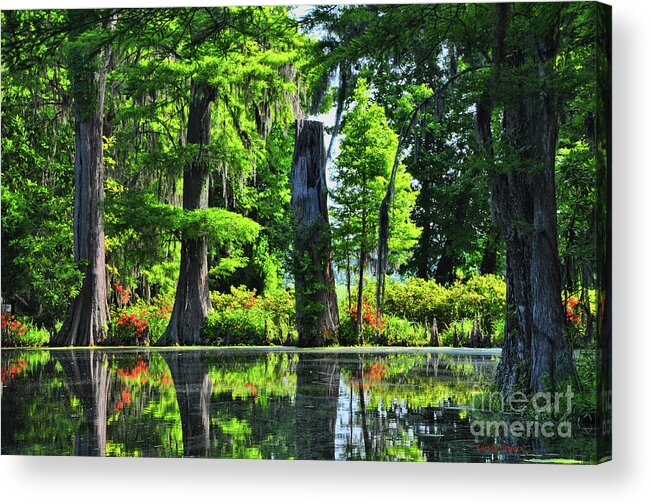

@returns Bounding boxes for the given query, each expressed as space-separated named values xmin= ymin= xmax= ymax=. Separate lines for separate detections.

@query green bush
xmin=381 ymin=316 xmax=429 ymax=346
xmin=338 ymin=315 xmax=359 ymax=346
xmin=491 ymin=317 xmax=505 ymax=346
xmin=383 ymin=274 xmax=506 ymax=333
xmin=203 ymin=286 xmax=294 ymax=346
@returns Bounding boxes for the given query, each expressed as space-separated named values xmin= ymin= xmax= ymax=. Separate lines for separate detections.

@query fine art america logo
xmin=469 ymin=385 xmax=575 ymax=439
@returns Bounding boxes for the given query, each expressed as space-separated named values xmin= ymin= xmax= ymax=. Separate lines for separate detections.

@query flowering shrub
xmin=108 ymin=295 xmax=173 ymax=346
xmin=2 ymin=312 xmax=28 ymax=340
xmin=111 ymin=312 xmax=150 ymax=346
xmin=1 ymin=312 xmax=50 ymax=347
xmin=563 ymin=297 xmax=583 ymax=326
xmin=339 ymin=302 xmax=389 ymax=346
xmin=348 ymin=302 xmax=386 ymax=332
xmin=113 ymin=283 xmax=132 ymax=305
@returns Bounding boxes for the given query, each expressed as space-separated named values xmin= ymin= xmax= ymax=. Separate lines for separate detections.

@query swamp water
xmin=1 ymin=347 xmax=596 ymax=462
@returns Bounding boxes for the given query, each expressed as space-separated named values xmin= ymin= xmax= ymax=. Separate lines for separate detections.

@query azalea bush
xmin=111 ymin=312 xmax=150 ymax=346
xmin=563 ymin=294 xmax=596 ymax=349
xmin=1 ymin=312 xmax=50 ymax=347
xmin=340 ymin=301 xmax=387 ymax=345
xmin=107 ymin=294 xmax=173 ymax=346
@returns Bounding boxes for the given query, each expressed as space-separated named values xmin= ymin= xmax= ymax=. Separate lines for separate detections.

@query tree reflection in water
xmin=162 ymin=351 xmax=212 ymax=457
xmin=1 ymin=349 xmax=597 ymax=463
xmin=58 ymin=350 xmax=110 ymax=456
xmin=295 ymin=354 xmax=340 ymax=460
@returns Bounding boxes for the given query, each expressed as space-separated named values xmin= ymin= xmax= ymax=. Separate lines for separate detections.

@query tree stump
xmin=430 ymin=317 xmax=440 ymax=347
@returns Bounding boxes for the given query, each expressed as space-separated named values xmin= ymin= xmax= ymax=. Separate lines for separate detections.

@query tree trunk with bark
xmin=158 ymin=81 xmax=215 ymax=345
xmin=291 ymin=120 xmax=340 ymax=347
xmin=52 ymin=12 xmax=112 ymax=346
xmin=483 ymin=4 xmax=576 ymax=393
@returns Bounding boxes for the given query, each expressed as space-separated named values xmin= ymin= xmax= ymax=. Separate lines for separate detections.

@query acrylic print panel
xmin=0 ymin=2 xmax=611 ymax=463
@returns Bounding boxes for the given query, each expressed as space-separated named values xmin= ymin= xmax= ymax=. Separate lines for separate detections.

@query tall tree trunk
xmin=291 ymin=120 xmax=340 ymax=347
xmin=485 ymin=4 xmax=576 ymax=393
xmin=356 ymin=244 xmax=366 ymax=342
xmin=346 ymin=246 xmax=352 ymax=310
xmin=417 ymin=212 xmax=432 ymax=280
xmin=53 ymin=11 xmax=112 ymax=346
xmin=158 ymin=81 xmax=214 ymax=345
xmin=434 ymin=249 xmax=454 ymax=285
xmin=480 ymin=225 xmax=500 ymax=275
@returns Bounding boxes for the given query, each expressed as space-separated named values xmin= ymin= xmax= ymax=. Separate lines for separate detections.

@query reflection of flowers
xmin=368 ymin=361 xmax=387 ymax=381
xmin=245 ymin=382 xmax=257 ymax=399
xmin=347 ymin=360 xmax=388 ymax=391
xmin=116 ymin=358 xmax=172 ymax=389
xmin=114 ymin=388 xmax=133 ymax=412
xmin=1 ymin=357 xmax=30 ymax=384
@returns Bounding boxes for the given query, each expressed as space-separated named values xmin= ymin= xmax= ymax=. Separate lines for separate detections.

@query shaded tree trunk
xmin=291 ymin=120 xmax=340 ymax=347
xmin=483 ymin=4 xmax=576 ymax=393
xmin=346 ymin=247 xmax=352 ymax=310
xmin=159 ymin=81 xmax=214 ymax=345
xmin=356 ymin=209 xmax=366 ymax=341
xmin=434 ymin=249 xmax=454 ymax=285
xmin=53 ymin=11 xmax=113 ymax=346
xmin=417 ymin=219 xmax=432 ymax=280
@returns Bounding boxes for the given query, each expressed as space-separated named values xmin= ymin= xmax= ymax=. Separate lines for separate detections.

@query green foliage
xmin=382 ymin=316 xmax=429 ymax=347
xmin=332 ymin=79 xmax=420 ymax=273
xmin=203 ymin=286 xmax=295 ymax=346
xmin=383 ymin=274 xmax=506 ymax=332
xmin=439 ymin=320 xmax=471 ymax=347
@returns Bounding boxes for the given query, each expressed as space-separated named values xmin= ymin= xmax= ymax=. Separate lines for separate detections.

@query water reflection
xmin=163 ymin=351 xmax=212 ymax=457
xmin=1 ymin=348 xmax=596 ymax=462
xmin=58 ymin=350 xmax=111 ymax=456
xmin=295 ymin=355 xmax=340 ymax=460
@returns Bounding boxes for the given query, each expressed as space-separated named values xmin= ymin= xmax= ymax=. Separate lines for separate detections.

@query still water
xmin=1 ymin=348 xmax=596 ymax=462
